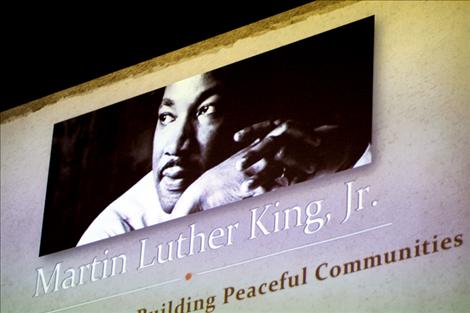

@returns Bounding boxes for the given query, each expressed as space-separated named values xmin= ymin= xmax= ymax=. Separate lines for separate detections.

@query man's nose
xmin=165 ymin=115 xmax=194 ymax=156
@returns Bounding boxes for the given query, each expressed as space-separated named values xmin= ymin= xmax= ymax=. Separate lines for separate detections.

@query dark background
xmin=2 ymin=1 xmax=315 ymax=112
xmin=39 ymin=16 xmax=374 ymax=256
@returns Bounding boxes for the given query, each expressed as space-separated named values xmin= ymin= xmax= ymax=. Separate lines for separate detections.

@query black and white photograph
xmin=40 ymin=16 xmax=374 ymax=256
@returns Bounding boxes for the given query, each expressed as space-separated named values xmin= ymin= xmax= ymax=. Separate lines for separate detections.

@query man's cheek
xmin=152 ymin=145 xmax=164 ymax=174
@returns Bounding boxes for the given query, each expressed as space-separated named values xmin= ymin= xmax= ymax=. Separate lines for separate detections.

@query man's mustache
xmin=159 ymin=156 xmax=198 ymax=176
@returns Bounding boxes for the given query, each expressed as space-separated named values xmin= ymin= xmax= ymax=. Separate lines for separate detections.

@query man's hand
xmin=234 ymin=119 xmax=341 ymax=189
xmin=170 ymin=119 xmax=342 ymax=218
xmin=170 ymin=143 xmax=268 ymax=217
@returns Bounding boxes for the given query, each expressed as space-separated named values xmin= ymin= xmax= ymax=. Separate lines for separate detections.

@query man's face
xmin=152 ymin=73 xmax=233 ymax=213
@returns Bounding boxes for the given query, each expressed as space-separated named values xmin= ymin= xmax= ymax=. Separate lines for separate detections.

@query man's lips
xmin=160 ymin=165 xmax=198 ymax=192
xmin=162 ymin=165 xmax=191 ymax=179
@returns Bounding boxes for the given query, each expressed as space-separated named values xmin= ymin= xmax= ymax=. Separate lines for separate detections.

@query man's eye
xmin=196 ymin=105 xmax=216 ymax=117
xmin=158 ymin=112 xmax=176 ymax=126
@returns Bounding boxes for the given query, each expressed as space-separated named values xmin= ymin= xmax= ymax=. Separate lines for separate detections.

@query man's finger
xmin=233 ymin=119 xmax=281 ymax=143
xmin=240 ymin=159 xmax=283 ymax=192
xmin=237 ymin=135 xmax=280 ymax=170
xmin=245 ymin=166 xmax=284 ymax=191
xmin=274 ymin=144 xmax=319 ymax=176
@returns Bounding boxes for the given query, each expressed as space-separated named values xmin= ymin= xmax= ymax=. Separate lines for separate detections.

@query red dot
xmin=185 ymin=273 xmax=192 ymax=281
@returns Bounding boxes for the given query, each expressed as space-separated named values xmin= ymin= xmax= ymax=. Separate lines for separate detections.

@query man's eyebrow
xmin=159 ymin=98 xmax=174 ymax=109
xmin=194 ymin=85 xmax=223 ymax=106
xmin=158 ymin=84 xmax=223 ymax=110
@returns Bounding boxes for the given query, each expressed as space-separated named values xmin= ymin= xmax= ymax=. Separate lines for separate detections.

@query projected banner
xmin=1 ymin=2 xmax=469 ymax=313
xmin=40 ymin=16 xmax=373 ymax=256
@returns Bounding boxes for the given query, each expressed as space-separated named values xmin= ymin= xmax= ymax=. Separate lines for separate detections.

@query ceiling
xmin=2 ymin=1 xmax=313 ymax=112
